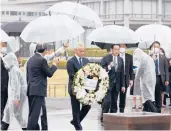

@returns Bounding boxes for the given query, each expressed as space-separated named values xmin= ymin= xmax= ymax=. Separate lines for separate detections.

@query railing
xmin=162 ymin=15 xmax=171 ymax=20
xmin=47 ymin=84 xmax=68 ymax=98
xmin=100 ymin=14 xmax=124 ymax=20
xmin=130 ymin=14 xmax=159 ymax=20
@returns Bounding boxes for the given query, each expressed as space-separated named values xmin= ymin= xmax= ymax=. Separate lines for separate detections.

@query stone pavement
xmin=8 ymin=97 xmax=171 ymax=130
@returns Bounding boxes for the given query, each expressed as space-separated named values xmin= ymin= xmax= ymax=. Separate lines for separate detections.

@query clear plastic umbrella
xmin=0 ymin=28 xmax=9 ymax=42
xmin=45 ymin=1 xmax=103 ymax=28
xmin=87 ymin=25 xmax=140 ymax=44
xmin=20 ymin=15 xmax=85 ymax=43
xmin=136 ymin=24 xmax=171 ymax=49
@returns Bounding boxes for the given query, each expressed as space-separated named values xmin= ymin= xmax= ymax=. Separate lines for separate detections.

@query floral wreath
xmin=72 ymin=63 xmax=109 ymax=105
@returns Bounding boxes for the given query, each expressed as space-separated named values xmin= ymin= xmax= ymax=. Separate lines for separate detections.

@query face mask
xmin=160 ymin=51 xmax=164 ymax=55
xmin=1 ymin=47 xmax=7 ymax=54
xmin=120 ymin=48 xmax=125 ymax=53
xmin=154 ymin=48 xmax=160 ymax=54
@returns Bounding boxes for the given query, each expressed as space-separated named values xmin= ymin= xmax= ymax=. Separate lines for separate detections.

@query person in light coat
xmin=133 ymin=48 xmax=157 ymax=112
xmin=1 ymin=52 xmax=28 ymax=130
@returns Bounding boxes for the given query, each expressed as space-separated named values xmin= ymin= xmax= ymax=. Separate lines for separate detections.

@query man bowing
xmin=27 ymin=43 xmax=58 ymax=130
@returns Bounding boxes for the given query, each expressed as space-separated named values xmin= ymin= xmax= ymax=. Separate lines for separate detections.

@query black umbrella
xmin=1 ymin=21 xmax=29 ymax=36
xmin=91 ymin=41 xmax=139 ymax=51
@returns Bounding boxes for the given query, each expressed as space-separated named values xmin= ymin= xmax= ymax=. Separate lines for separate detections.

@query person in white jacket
xmin=1 ymin=52 xmax=28 ymax=130
xmin=133 ymin=48 xmax=157 ymax=112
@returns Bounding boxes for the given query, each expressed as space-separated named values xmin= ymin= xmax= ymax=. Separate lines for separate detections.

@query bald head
xmin=75 ymin=44 xmax=85 ymax=57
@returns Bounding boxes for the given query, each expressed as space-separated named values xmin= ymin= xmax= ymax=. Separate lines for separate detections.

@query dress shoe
xmin=70 ymin=120 xmax=74 ymax=125
xmin=120 ymin=109 xmax=124 ymax=113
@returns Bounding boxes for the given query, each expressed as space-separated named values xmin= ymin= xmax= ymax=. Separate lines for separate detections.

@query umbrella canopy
xmin=136 ymin=24 xmax=171 ymax=58
xmin=91 ymin=41 xmax=138 ymax=51
xmin=87 ymin=25 xmax=140 ymax=44
xmin=0 ymin=28 xmax=9 ymax=42
xmin=45 ymin=1 xmax=103 ymax=28
xmin=135 ymin=24 xmax=171 ymax=49
xmin=7 ymin=37 xmax=20 ymax=53
xmin=20 ymin=15 xmax=85 ymax=43
xmin=1 ymin=21 xmax=29 ymax=36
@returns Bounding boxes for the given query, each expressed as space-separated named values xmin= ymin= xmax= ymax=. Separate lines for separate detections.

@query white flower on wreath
xmin=99 ymin=68 xmax=108 ymax=79
xmin=76 ymin=89 xmax=86 ymax=99
xmin=73 ymin=63 xmax=109 ymax=105
xmin=77 ymin=70 xmax=85 ymax=78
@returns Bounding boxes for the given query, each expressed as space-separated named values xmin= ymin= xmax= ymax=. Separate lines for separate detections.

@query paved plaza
xmin=8 ymin=97 xmax=171 ymax=130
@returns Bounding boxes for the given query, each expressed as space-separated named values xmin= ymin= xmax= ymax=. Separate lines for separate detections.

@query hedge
xmin=21 ymin=49 xmax=149 ymax=68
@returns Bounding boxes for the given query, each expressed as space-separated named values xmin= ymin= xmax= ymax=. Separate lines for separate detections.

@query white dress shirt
xmin=75 ymin=54 xmax=82 ymax=65
xmin=120 ymin=53 xmax=125 ymax=73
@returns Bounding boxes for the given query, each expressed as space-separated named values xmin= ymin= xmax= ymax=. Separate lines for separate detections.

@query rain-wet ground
xmin=8 ymin=97 xmax=171 ymax=130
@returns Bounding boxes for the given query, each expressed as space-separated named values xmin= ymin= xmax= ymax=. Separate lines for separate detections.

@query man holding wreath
xmin=67 ymin=44 xmax=91 ymax=130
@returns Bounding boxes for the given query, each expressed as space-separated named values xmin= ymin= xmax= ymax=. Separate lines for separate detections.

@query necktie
xmin=113 ymin=57 xmax=117 ymax=71
xmin=79 ymin=57 xmax=83 ymax=67
xmin=155 ymin=55 xmax=158 ymax=75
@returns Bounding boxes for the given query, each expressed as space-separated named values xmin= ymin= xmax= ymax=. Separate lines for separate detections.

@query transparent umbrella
xmin=87 ymin=25 xmax=140 ymax=44
xmin=0 ymin=28 xmax=9 ymax=42
xmin=45 ymin=1 xmax=103 ymax=28
xmin=136 ymin=24 xmax=171 ymax=49
xmin=20 ymin=15 xmax=85 ymax=43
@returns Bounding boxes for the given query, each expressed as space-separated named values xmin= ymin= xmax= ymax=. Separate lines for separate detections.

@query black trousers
xmin=27 ymin=95 xmax=44 ymax=130
xmin=110 ymin=84 xmax=119 ymax=113
xmin=155 ymin=76 xmax=163 ymax=113
xmin=41 ymin=100 xmax=48 ymax=130
xmin=119 ymin=76 xmax=128 ymax=112
xmin=119 ymin=82 xmax=127 ymax=112
xmin=1 ymin=91 xmax=8 ymax=122
xmin=100 ymin=90 xmax=111 ymax=122
xmin=70 ymin=94 xmax=91 ymax=130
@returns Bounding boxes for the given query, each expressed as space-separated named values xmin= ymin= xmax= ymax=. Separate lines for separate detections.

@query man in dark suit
xmin=151 ymin=41 xmax=169 ymax=113
xmin=101 ymin=44 xmax=125 ymax=115
xmin=67 ymin=44 xmax=90 ymax=130
xmin=168 ymin=58 xmax=171 ymax=106
xmin=27 ymin=44 xmax=58 ymax=130
xmin=119 ymin=44 xmax=133 ymax=113
xmin=0 ymin=42 xmax=9 ymax=126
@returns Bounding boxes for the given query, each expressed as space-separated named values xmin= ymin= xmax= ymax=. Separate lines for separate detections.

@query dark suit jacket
xmin=121 ymin=53 xmax=133 ymax=87
xmin=101 ymin=54 xmax=125 ymax=92
xmin=158 ymin=55 xmax=169 ymax=85
xmin=67 ymin=56 xmax=89 ymax=94
xmin=169 ymin=59 xmax=171 ymax=83
xmin=27 ymin=53 xmax=57 ymax=97
xmin=1 ymin=58 xmax=9 ymax=93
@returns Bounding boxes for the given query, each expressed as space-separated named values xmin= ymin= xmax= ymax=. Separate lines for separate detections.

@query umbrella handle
xmin=49 ymin=11 xmax=51 ymax=16
xmin=73 ymin=0 xmax=80 ymax=20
